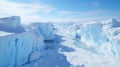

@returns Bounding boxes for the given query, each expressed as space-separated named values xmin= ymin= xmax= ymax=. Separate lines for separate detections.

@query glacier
xmin=0 ymin=16 xmax=120 ymax=67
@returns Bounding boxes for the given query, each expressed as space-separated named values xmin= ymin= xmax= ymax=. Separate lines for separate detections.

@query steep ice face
xmin=25 ymin=22 xmax=55 ymax=41
xmin=38 ymin=22 xmax=54 ymax=40
xmin=103 ymin=24 xmax=120 ymax=57
xmin=80 ymin=23 xmax=104 ymax=46
xmin=0 ymin=16 xmax=56 ymax=67
xmin=0 ymin=16 xmax=25 ymax=33
xmin=58 ymin=19 xmax=120 ymax=57
xmin=49 ymin=22 xmax=120 ymax=67
xmin=75 ymin=19 xmax=120 ymax=57
xmin=0 ymin=32 xmax=44 ymax=67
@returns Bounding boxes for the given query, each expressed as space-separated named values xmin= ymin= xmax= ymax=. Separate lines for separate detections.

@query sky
xmin=0 ymin=0 xmax=120 ymax=23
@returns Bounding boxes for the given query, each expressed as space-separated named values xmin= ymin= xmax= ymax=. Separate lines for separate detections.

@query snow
xmin=0 ymin=31 xmax=14 ymax=36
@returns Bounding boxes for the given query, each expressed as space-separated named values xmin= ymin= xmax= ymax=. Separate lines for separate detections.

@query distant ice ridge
xmin=104 ymin=18 xmax=120 ymax=28
xmin=0 ymin=16 xmax=25 ymax=33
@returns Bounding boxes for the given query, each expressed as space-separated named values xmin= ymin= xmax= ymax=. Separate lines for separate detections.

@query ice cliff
xmin=25 ymin=22 xmax=55 ymax=41
xmin=72 ymin=19 xmax=120 ymax=57
xmin=0 ymin=32 xmax=44 ymax=67
xmin=0 ymin=16 xmax=55 ymax=67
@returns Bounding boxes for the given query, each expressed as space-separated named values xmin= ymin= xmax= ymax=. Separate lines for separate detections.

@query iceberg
xmin=0 ymin=16 xmax=25 ymax=33
xmin=103 ymin=18 xmax=120 ymax=28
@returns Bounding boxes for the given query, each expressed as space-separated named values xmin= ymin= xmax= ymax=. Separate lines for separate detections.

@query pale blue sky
xmin=0 ymin=0 xmax=120 ymax=23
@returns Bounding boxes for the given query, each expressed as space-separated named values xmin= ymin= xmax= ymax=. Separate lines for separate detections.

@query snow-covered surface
xmin=0 ymin=31 xmax=14 ymax=36
xmin=0 ymin=16 xmax=120 ymax=67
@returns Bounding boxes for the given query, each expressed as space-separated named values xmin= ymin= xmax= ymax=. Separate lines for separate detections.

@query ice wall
xmin=0 ymin=32 xmax=44 ymax=67
xmin=38 ymin=22 xmax=54 ymax=40
xmin=77 ymin=19 xmax=120 ymax=57
xmin=25 ymin=22 xmax=55 ymax=41
xmin=0 ymin=16 xmax=44 ymax=67
xmin=57 ymin=19 xmax=120 ymax=57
